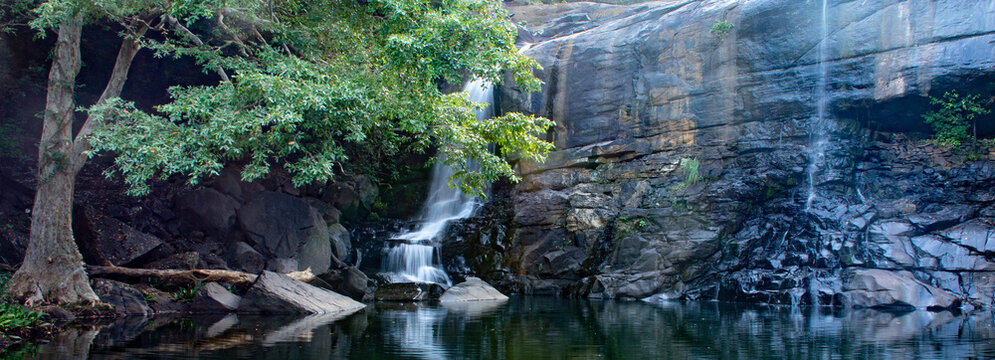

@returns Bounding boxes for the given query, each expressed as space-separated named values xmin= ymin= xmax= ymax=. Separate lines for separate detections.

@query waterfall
xmin=805 ymin=0 xmax=830 ymax=211
xmin=383 ymin=79 xmax=495 ymax=285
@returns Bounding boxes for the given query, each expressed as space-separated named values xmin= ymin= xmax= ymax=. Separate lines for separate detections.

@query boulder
xmin=143 ymin=251 xmax=200 ymax=270
xmin=237 ymin=191 xmax=333 ymax=274
xmin=440 ymin=277 xmax=509 ymax=303
xmin=91 ymin=279 xmax=152 ymax=316
xmin=177 ymin=188 xmax=240 ymax=237
xmin=228 ymin=241 xmax=265 ymax=274
xmin=74 ymin=207 xmax=162 ymax=266
xmin=328 ymin=223 xmax=352 ymax=261
xmin=239 ymin=271 xmax=364 ymax=314
xmin=266 ymin=258 xmax=299 ymax=274
xmin=374 ymin=282 xmax=445 ymax=302
xmin=189 ymin=282 xmax=241 ymax=313
xmin=320 ymin=267 xmax=375 ymax=302
xmin=840 ymin=269 xmax=958 ymax=310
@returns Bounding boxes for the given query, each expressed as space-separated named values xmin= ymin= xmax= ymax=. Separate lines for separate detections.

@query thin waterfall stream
xmin=805 ymin=0 xmax=830 ymax=211
xmin=382 ymin=79 xmax=495 ymax=286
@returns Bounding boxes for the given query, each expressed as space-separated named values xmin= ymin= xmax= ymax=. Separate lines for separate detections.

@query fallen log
xmin=86 ymin=265 xmax=315 ymax=287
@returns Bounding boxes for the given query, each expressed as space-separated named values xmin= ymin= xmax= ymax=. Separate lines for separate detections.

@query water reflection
xmin=21 ymin=298 xmax=995 ymax=359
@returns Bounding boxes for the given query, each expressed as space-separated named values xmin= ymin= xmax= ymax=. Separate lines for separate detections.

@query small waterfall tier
xmin=382 ymin=79 xmax=494 ymax=286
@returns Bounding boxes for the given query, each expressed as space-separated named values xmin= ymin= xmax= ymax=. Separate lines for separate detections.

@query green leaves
xmin=83 ymin=0 xmax=552 ymax=197
xmin=0 ymin=303 xmax=44 ymax=332
xmin=922 ymin=91 xmax=990 ymax=148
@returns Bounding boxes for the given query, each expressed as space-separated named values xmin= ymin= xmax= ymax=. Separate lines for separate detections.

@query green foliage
xmin=171 ymin=282 xmax=201 ymax=302
xmin=0 ymin=303 xmax=44 ymax=332
xmin=922 ymin=91 xmax=990 ymax=147
xmin=70 ymin=0 xmax=553 ymax=198
xmin=140 ymin=290 xmax=156 ymax=303
xmin=0 ymin=0 xmax=40 ymax=33
xmin=615 ymin=216 xmax=649 ymax=238
xmin=674 ymin=157 xmax=701 ymax=190
xmin=710 ymin=19 xmax=734 ymax=39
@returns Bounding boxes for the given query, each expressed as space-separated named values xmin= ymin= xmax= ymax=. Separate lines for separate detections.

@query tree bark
xmin=71 ymin=19 xmax=149 ymax=172
xmin=5 ymin=15 xmax=99 ymax=305
xmin=5 ymin=15 xmax=148 ymax=306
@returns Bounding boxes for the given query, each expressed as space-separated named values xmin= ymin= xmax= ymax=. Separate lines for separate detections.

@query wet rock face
xmin=459 ymin=0 xmax=995 ymax=308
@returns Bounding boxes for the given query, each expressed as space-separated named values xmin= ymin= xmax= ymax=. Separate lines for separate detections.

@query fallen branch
xmin=86 ymin=265 xmax=315 ymax=287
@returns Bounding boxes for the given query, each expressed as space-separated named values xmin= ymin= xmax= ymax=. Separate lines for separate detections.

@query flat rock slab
xmin=841 ymin=269 xmax=957 ymax=310
xmin=440 ymin=277 xmax=509 ymax=303
xmin=375 ymin=282 xmax=445 ymax=302
xmin=190 ymin=282 xmax=242 ymax=313
xmin=239 ymin=271 xmax=365 ymax=314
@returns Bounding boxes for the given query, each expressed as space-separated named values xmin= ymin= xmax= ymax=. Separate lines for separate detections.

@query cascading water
xmin=382 ymin=79 xmax=495 ymax=286
xmin=805 ymin=0 xmax=830 ymax=211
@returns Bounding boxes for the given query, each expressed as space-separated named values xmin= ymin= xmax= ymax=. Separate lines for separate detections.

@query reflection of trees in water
xmin=31 ymin=299 xmax=995 ymax=359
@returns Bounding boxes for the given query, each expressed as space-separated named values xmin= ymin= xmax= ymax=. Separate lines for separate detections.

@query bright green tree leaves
xmin=71 ymin=0 xmax=551 ymax=196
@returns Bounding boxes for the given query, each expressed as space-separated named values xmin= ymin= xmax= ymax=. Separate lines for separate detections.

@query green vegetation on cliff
xmin=922 ymin=91 xmax=991 ymax=147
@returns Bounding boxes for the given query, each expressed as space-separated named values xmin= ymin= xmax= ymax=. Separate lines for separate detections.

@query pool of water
xmin=25 ymin=296 xmax=995 ymax=359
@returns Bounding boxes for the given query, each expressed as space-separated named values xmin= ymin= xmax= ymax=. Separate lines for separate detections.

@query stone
xmin=190 ymin=282 xmax=241 ymax=313
xmin=238 ymin=191 xmax=333 ymax=274
xmin=75 ymin=207 xmax=163 ymax=266
xmin=374 ymin=282 xmax=445 ymax=302
xmin=439 ymin=277 xmax=509 ymax=303
xmin=266 ymin=258 xmax=299 ymax=274
xmin=328 ymin=223 xmax=352 ymax=261
xmin=239 ymin=271 xmax=365 ymax=314
xmin=840 ymin=269 xmax=958 ymax=310
xmin=321 ymin=267 xmax=375 ymax=302
xmin=91 ymin=279 xmax=152 ymax=316
xmin=939 ymin=219 xmax=995 ymax=253
xmin=143 ymin=251 xmax=200 ymax=270
xmin=228 ymin=241 xmax=266 ymax=274
xmin=177 ymin=188 xmax=240 ymax=237
xmin=444 ymin=0 xmax=995 ymax=308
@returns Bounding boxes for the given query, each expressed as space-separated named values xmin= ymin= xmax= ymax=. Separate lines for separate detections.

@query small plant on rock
xmin=171 ymin=283 xmax=202 ymax=303
xmin=674 ymin=157 xmax=701 ymax=190
xmin=710 ymin=19 xmax=734 ymax=40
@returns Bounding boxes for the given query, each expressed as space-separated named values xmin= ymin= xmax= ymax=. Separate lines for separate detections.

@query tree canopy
xmin=30 ymin=0 xmax=552 ymax=197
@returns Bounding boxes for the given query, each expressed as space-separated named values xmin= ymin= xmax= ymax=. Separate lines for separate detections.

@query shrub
xmin=922 ymin=91 xmax=990 ymax=147
xmin=710 ymin=20 xmax=734 ymax=39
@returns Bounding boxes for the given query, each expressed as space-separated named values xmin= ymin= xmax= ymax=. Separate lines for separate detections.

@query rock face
xmin=440 ymin=0 xmax=995 ymax=309
xmin=238 ymin=191 xmax=332 ymax=274
xmin=239 ymin=271 xmax=365 ymax=314
xmin=440 ymin=277 xmax=509 ymax=303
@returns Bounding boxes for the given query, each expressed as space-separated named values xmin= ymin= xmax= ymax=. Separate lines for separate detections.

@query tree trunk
xmin=4 ymin=13 xmax=150 ymax=305
xmin=5 ymin=15 xmax=99 ymax=305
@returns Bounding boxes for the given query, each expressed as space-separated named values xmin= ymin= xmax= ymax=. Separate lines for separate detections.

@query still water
xmin=26 ymin=296 xmax=995 ymax=359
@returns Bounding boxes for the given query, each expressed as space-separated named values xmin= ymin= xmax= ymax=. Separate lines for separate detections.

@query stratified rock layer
xmin=442 ymin=0 xmax=995 ymax=309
